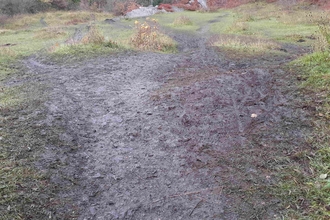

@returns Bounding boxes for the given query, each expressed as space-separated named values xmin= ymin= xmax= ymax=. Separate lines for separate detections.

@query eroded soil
xmin=22 ymin=19 xmax=312 ymax=219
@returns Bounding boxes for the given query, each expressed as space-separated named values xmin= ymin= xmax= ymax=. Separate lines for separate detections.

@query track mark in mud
xmin=24 ymin=16 xmax=311 ymax=220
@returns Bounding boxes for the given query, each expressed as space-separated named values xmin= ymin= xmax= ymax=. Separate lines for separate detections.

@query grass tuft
xmin=131 ymin=18 xmax=176 ymax=52
xmin=173 ymin=16 xmax=193 ymax=26
xmin=81 ymin=25 xmax=105 ymax=44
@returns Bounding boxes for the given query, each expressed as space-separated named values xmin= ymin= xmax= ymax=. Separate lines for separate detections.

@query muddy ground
xmin=19 ymin=18 xmax=312 ymax=219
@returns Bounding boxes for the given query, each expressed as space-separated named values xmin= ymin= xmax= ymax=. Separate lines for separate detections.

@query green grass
xmin=224 ymin=2 xmax=320 ymax=45
xmin=297 ymin=52 xmax=330 ymax=90
xmin=0 ymin=82 xmax=62 ymax=219
xmin=273 ymin=48 xmax=330 ymax=219
xmin=49 ymin=42 xmax=121 ymax=63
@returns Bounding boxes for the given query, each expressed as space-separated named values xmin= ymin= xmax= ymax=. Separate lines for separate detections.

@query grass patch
xmin=227 ymin=3 xmax=319 ymax=43
xmin=49 ymin=42 xmax=120 ymax=62
xmin=294 ymin=51 xmax=330 ymax=117
xmin=48 ymin=24 xmax=120 ymax=62
xmin=0 ymin=11 xmax=117 ymax=63
xmin=2 ymin=11 xmax=112 ymax=30
xmin=0 ymin=81 xmax=74 ymax=219
xmin=34 ymin=26 xmax=68 ymax=39
xmin=213 ymin=34 xmax=280 ymax=53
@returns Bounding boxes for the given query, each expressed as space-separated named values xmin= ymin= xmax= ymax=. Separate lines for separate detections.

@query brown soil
xmin=21 ymin=18 xmax=312 ymax=219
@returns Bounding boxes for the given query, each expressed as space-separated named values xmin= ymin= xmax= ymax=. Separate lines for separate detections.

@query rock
xmin=89 ymin=206 xmax=96 ymax=216
xmin=104 ymin=18 xmax=116 ymax=23
xmin=125 ymin=6 xmax=163 ymax=19
xmin=92 ymin=173 xmax=104 ymax=179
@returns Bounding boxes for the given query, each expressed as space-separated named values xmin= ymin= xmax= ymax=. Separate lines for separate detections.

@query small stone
xmin=320 ymin=174 xmax=327 ymax=179
xmin=40 ymin=130 xmax=46 ymax=136
xmin=92 ymin=173 xmax=103 ymax=179
xmin=89 ymin=207 xmax=96 ymax=216
xmin=251 ymin=113 xmax=258 ymax=118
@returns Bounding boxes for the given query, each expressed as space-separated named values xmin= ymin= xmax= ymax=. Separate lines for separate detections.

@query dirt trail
xmin=25 ymin=19 xmax=310 ymax=219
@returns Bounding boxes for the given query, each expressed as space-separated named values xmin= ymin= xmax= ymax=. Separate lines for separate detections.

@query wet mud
xmin=24 ymin=19 xmax=312 ymax=220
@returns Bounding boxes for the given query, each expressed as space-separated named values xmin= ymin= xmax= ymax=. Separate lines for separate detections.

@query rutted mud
xmin=25 ymin=19 xmax=311 ymax=219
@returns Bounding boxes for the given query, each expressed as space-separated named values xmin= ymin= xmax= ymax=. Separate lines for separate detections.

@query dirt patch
xmin=21 ymin=19 xmax=312 ymax=219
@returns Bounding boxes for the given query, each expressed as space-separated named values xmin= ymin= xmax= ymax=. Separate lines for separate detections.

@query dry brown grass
xmin=173 ymin=16 xmax=193 ymax=26
xmin=314 ymin=22 xmax=330 ymax=52
xmin=81 ymin=25 xmax=105 ymax=44
xmin=131 ymin=19 xmax=176 ymax=52
xmin=0 ymin=46 xmax=17 ymax=57
xmin=227 ymin=21 xmax=249 ymax=32
xmin=214 ymin=34 xmax=280 ymax=52
xmin=0 ymin=29 xmax=13 ymax=35
xmin=234 ymin=2 xmax=330 ymax=25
